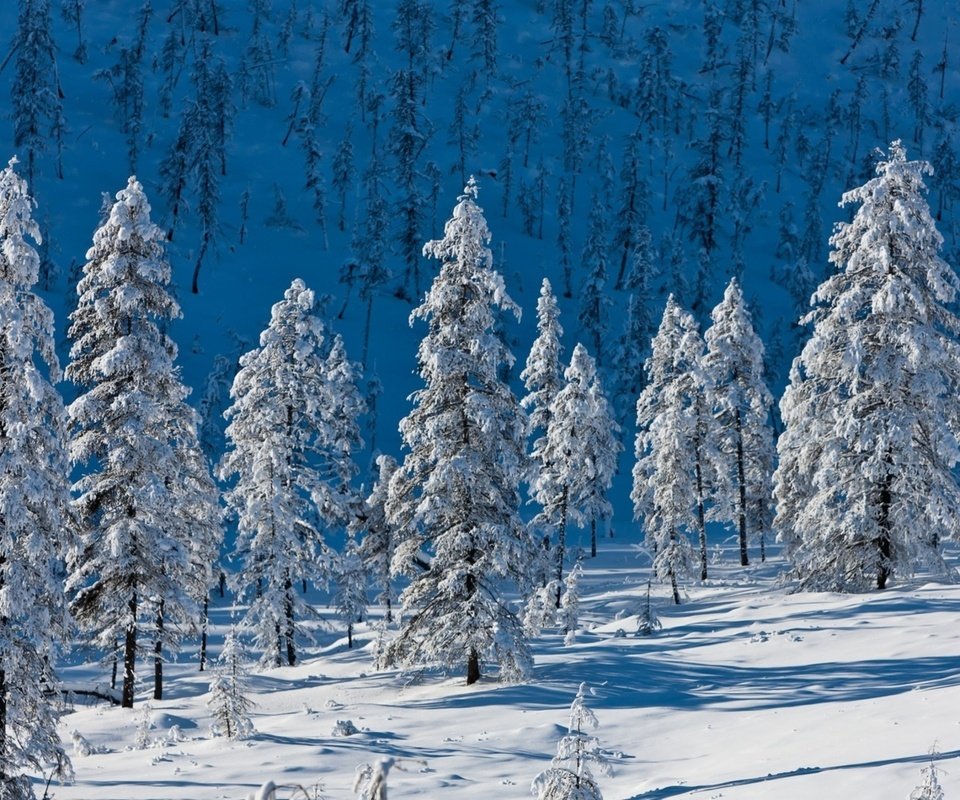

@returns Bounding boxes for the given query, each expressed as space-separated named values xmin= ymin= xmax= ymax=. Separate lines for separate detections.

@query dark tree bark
xmin=122 ymin=591 xmax=138 ymax=708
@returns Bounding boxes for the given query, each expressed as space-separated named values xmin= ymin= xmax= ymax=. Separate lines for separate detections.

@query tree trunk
xmin=199 ymin=595 xmax=209 ymax=672
xmin=556 ymin=486 xmax=569 ymax=608
xmin=0 ymin=665 xmax=6 ymax=787
xmin=122 ymin=591 xmax=138 ymax=708
xmin=284 ymin=575 xmax=296 ymax=667
xmin=111 ymin=643 xmax=118 ymax=689
xmin=669 ymin=528 xmax=681 ymax=605
xmin=736 ymin=409 xmax=750 ymax=567
xmin=877 ymin=464 xmax=893 ymax=590
xmin=590 ymin=518 xmax=597 ymax=558
xmin=153 ymin=600 xmax=164 ymax=700
xmin=695 ymin=456 xmax=707 ymax=580
xmin=466 ymin=647 xmax=480 ymax=685
xmin=347 ymin=623 xmax=353 ymax=649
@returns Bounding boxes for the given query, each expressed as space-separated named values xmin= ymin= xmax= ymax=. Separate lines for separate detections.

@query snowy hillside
xmin=54 ymin=544 xmax=960 ymax=799
xmin=3 ymin=1 xmax=960 ymax=798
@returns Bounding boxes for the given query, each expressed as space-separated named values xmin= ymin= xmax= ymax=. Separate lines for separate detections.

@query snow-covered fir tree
xmin=531 ymin=682 xmax=611 ymax=800
xmin=560 ymin=559 xmax=582 ymax=646
xmin=702 ymin=278 xmax=776 ymax=566
xmin=219 ymin=279 xmax=363 ymax=667
xmin=384 ymin=178 xmax=532 ymax=685
xmin=356 ymin=454 xmax=398 ymax=623
xmin=0 ymin=158 xmax=74 ymax=799
xmin=67 ymin=177 xmax=214 ymax=708
xmin=521 ymin=278 xmax=565 ymax=443
xmin=532 ymin=344 xmax=621 ymax=606
xmin=577 ymin=194 xmax=612 ymax=367
xmin=774 ymin=141 xmax=960 ymax=591
xmin=207 ymin=627 xmax=255 ymax=740
xmin=333 ymin=533 xmax=368 ymax=648
xmin=633 ymin=297 xmax=713 ymax=601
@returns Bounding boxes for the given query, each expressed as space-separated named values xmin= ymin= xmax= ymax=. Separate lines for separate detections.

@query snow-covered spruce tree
xmin=521 ymin=278 xmax=565 ymax=442
xmin=532 ymin=682 xmax=611 ymax=800
xmin=333 ymin=533 xmax=368 ymax=648
xmin=532 ymin=344 xmax=621 ymax=604
xmin=67 ymin=177 xmax=214 ymax=708
xmin=384 ymin=179 xmax=532 ymax=685
xmin=0 ymin=158 xmax=74 ymax=799
xmin=356 ymin=454 xmax=398 ymax=623
xmin=774 ymin=142 xmax=960 ymax=592
xmin=702 ymin=278 xmax=776 ymax=567
xmin=559 ymin=559 xmax=582 ymax=645
xmin=219 ymin=280 xmax=363 ymax=667
xmin=207 ymin=627 xmax=255 ymax=741
xmin=633 ymin=297 xmax=714 ymax=601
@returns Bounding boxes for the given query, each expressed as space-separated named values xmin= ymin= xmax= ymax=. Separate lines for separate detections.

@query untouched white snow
xmin=53 ymin=542 xmax=960 ymax=799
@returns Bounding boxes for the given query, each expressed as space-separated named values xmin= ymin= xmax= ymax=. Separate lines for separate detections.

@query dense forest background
xmin=5 ymin=0 xmax=960 ymax=493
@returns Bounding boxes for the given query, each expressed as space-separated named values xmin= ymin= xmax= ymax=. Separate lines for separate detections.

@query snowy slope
xmin=54 ymin=543 xmax=960 ymax=799
xmin=3 ymin=2 xmax=960 ymax=797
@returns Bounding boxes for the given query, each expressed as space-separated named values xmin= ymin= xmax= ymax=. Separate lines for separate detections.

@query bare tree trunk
xmin=466 ymin=647 xmax=480 ymax=685
xmin=122 ymin=592 xmax=138 ymax=708
xmin=555 ymin=487 xmax=569 ymax=608
xmin=736 ymin=409 xmax=750 ymax=567
xmin=284 ymin=575 xmax=296 ymax=667
xmin=153 ymin=600 xmax=164 ymax=700
xmin=199 ymin=595 xmax=209 ymax=672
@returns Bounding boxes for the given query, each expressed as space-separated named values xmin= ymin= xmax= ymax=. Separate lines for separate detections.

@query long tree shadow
xmin=628 ymin=748 xmax=960 ymax=798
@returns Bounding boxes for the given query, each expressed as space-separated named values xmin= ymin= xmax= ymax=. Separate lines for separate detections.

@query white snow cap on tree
xmin=775 ymin=141 xmax=960 ymax=592
xmin=384 ymin=178 xmax=532 ymax=685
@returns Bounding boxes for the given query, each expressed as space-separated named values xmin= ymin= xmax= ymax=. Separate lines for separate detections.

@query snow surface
xmin=54 ymin=542 xmax=960 ymax=799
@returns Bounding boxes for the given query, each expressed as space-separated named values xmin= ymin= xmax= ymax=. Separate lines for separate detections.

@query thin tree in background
xmin=356 ymin=454 xmax=398 ymax=623
xmin=207 ymin=627 xmax=255 ymax=740
xmin=703 ymin=278 xmax=776 ymax=566
xmin=775 ymin=142 xmax=960 ymax=591
xmin=0 ymin=158 xmax=74 ymax=799
xmin=633 ymin=297 xmax=713 ymax=600
xmin=13 ymin=0 xmax=66 ymax=184
xmin=384 ymin=179 xmax=531 ymax=685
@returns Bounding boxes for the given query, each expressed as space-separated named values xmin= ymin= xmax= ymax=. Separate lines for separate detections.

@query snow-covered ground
xmin=54 ymin=542 xmax=960 ymax=799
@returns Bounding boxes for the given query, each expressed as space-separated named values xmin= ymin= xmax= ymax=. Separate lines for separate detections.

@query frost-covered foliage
xmin=775 ymin=142 xmax=960 ymax=592
xmin=208 ymin=628 xmax=255 ymax=741
xmin=633 ymin=297 xmax=714 ymax=601
xmin=521 ymin=278 xmax=565 ymax=441
xmin=0 ymin=158 xmax=74 ymax=798
xmin=67 ymin=176 xmax=217 ymax=708
xmin=532 ymin=343 xmax=621 ymax=604
xmin=354 ymin=756 xmax=395 ymax=800
xmin=384 ymin=179 xmax=532 ymax=685
xmin=909 ymin=760 xmax=945 ymax=800
xmin=356 ymin=454 xmax=398 ymax=623
xmin=560 ymin=560 xmax=582 ymax=645
xmin=531 ymin=683 xmax=612 ymax=800
xmin=333 ymin=533 xmax=368 ymax=648
xmin=219 ymin=279 xmax=365 ymax=667
xmin=702 ymin=278 xmax=776 ymax=566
